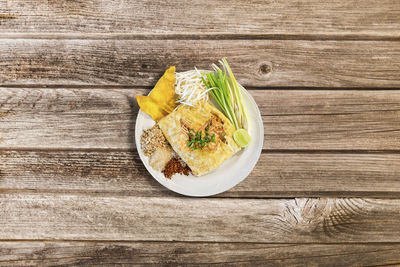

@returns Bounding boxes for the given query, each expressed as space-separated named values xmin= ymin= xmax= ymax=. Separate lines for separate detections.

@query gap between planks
xmin=2 ymin=85 xmax=400 ymax=90
xmin=3 ymin=189 xmax=400 ymax=199
xmin=0 ymin=147 xmax=399 ymax=154
xmin=0 ymin=33 xmax=400 ymax=41
xmin=1 ymin=240 xmax=400 ymax=245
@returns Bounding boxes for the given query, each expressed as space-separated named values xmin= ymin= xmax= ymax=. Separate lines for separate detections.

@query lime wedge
xmin=233 ymin=129 xmax=251 ymax=148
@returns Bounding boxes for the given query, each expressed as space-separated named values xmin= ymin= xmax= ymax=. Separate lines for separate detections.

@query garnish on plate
xmin=186 ymin=123 xmax=216 ymax=150
xmin=163 ymin=157 xmax=191 ymax=179
xmin=140 ymin=124 xmax=174 ymax=171
xmin=201 ymin=58 xmax=251 ymax=147
xmin=136 ymin=66 xmax=177 ymax=121
xmin=175 ymin=69 xmax=213 ymax=107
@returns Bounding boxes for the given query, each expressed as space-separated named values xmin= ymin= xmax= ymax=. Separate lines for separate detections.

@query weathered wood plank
xmin=0 ymin=0 xmax=399 ymax=38
xmin=1 ymin=150 xmax=400 ymax=197
xmin=1 ymin=88 xmax=399 ymax=150
xmin=0 ymin=195 xmax=399 ymax=242
xmin=0 ymin=242 xmax=399 ymax=266
xmin=1 ymin=39 xmax=399 ymax=87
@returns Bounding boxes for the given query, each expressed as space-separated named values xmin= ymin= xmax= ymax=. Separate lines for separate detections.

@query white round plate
xmin=135 ymin=88 xmax=264 ymax=197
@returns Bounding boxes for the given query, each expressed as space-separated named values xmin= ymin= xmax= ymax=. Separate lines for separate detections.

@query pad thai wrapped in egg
xmin=137 ymin=59 xmax=252 ymax=178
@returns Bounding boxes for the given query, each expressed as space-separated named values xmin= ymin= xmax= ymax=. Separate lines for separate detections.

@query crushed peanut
xmin=140 ymin=124 xmax=170 ymax=157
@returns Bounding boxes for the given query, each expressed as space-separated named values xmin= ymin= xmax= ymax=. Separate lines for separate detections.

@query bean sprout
xmin=175 ymin=68 xmax=214 ymax=107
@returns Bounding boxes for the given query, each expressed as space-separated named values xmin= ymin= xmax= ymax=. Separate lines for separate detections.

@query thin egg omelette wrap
xmin=158 ymin=101 xmax=240 ymax=176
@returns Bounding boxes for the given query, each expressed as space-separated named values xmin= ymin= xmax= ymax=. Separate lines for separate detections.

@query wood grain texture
xmin=0 ymin=88 xmax=137 ymax=150
xmin=0 ymin=242 xmax=399 ymax=266
xmin=1 ymin=39 xmax=399 ymax=87
xmin=0 ymin=0 xmax=399 ymax=264
xmin=1 ymin=150 xmax=400 ymax=197
xmin=0 ymin=195 xmax=399 ymax=242
xmin=0 ymin=0 xmax=399 ymax=38
xmin=1 ymin=88 xmax=399 ymax=150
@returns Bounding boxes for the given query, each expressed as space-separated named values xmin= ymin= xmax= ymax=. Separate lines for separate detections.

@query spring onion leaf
xmin=201 ymin=58 xmax=251 ymax=147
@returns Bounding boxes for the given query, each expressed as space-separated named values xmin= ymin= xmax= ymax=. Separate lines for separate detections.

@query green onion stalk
xmin=201 ymin=58 xmax=251 ymax=147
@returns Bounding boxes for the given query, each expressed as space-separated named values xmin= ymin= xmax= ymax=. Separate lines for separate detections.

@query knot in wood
xmin=258 ymin=63 xmax=272 ymax=75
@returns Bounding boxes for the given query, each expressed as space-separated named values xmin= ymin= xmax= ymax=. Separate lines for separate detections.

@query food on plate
xmin=233 ymin=128 xmax=252 ymax=148
xmin=149 ymin=148 xmax=174 ymax=172
xmin=140 ymin=124 xmax=169 ymax=157
xmin=136 ymin=66 xmax=177 ymax=121
xmin=140 ymin=124 xmax=174 ymax=171
xmin=175 ymin=69 xmax=213 ymax=107
xmin=158 ymin=101 xmax=240 ymax=176
xmin=202 ymin=58 xmax=251 ymax=147
xmin=140 ymin=124 xmax=191 ymax=175
xmin=137 ymin=58 xmax=252 ymax=179
xmin=163 ymin=157 xmax=191 ymax=179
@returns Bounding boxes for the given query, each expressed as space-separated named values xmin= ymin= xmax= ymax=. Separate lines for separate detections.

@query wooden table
xmin=0 ymin=1 xmax=400 ymax=265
